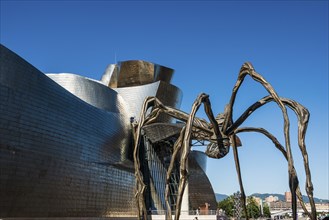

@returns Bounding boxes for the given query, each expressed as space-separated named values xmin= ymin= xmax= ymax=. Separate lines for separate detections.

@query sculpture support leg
xmin=235 ymin=127 xmax=314 ymax=219
xmin=132 ymin=63 xmax=316 ymax=220
xmin=223 ymin=63 xmax=301 ymax=220
xmin=231 ymin=136 xmax=248 ymax=220
xmin=165 ymin=128 xmax=185 ymax=220
xmin=228 ymin=95 xmax=316 ymax=220
xmin=174 ymin=94 xmax=208 ymax=220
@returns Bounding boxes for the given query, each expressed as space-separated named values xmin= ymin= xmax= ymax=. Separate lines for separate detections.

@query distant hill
xmin=215 ymin=193 xmax=228 ymax=202
xmin=215 ymin=193 xmax=329 ymax=203
xmin=251 ymin=193 xmax=329 ymax=203
xmin=251 ymin=193 xmax=285 ymax=201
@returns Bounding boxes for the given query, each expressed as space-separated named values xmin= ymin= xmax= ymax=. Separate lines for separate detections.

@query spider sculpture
xmin=132 ymin=62 xmax=316 ymax=220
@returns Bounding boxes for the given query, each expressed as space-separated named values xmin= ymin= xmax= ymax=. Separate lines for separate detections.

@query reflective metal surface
xmin=0 ymin=45 xmax=136 ymax=217
xmin=47 ymin=73 xmax=130 ymax=114
xmin=189 ymin=151 xmax=217 ymax=210
xmin=0 ymin=44 xmax=216 ymax=218
xmin=114 ymin=81 xmax=182 ymax=122
xmin=101 ymin=60 xmax=174 ymax=88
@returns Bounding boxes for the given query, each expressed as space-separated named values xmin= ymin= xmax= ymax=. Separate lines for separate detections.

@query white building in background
xmin=265 ymin=195 xmax=279 ymax=203
xmin=253 ymin=197 xmax=263 ymax=206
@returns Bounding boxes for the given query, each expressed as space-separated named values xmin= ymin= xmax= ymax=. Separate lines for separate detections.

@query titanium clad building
xmin=0 ymin=44 xmax=217 ymax=218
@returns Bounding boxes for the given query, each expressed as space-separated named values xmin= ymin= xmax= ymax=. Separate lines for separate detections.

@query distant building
xmin=253 ymin=196 xmax=263 ymax=206
xmin=269 ymin=201 xmax=301 ymax=210
xmin=265 ymin=195 xmax=279 ymax=203
xmin=285 ymin=192 xmax=292 ymax=202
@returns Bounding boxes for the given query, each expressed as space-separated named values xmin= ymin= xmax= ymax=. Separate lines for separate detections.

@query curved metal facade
xmin=100 ymin=60 xmax=174 ymax=88
xmin=189 ymin=151 xmax=218 ymax=212
xmin=0 ymin=44 xmax=216 ymax=218
xmin=47 ymin=73 xmax=130 ymax=114
xmin=0 ymin=45 xmax=136 ymax=217
xmin=114 ymin=81 xmax=182 ymax=122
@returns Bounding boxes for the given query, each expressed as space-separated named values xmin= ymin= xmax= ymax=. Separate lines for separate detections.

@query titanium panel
xmin=47 ymin=73 xmax=130 ymax=114
xmin=0 ymin=44 xmax=217 ymax=218
xmin=100 ymin=60 xmax=174 ymax=88
xmin=189 ymin=151 xmax=217 ymax=211
xmin=114 ymin=81 xmax=182 ymax=122
xmin=0 ymin=45 xmax=136 ymax=217
xmin=190 ymin=150 xmax=207 ymax=173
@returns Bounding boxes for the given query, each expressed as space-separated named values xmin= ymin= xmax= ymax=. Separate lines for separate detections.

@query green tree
xmin=218 ymin=196 xmax=234 ymax=217
xmin=246 ymin=197 xmax=261 ymax=219
xmin=263 ymin=203 xmax=271 ymax=218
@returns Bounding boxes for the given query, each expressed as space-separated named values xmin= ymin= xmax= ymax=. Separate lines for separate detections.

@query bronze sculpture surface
xmin=133 ymin=62 xmax=316 ymax=220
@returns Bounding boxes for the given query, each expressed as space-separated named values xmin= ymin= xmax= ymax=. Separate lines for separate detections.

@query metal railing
xmin=148 ymin=210 xmax=219 ymax=215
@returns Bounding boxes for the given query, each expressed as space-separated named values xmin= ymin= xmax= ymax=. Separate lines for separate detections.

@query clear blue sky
xmin=1 ymin=1 xmax=328 ymax=200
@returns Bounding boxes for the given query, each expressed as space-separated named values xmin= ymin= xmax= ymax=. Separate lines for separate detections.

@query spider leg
xmin=174 ymin=93 xmax=211 ymax=220
xmin=231 ymin=134 xmax=249 ymax=220
xmin=134 ymin=96 xmax=184 ymax=219
xmin=149 ymin=96 xmax=214 ymax=134
xmin=203 ymin=95 xmax=226 ymax=149
xmin=223 ymin=63 xmax=298 ymax=220
xmin=133 ymin=96 xmax=160 ymax=220
xmin=235 ymin=127 xmax=313 ymax=219
xmin=227 ymin=96 xmax=316 ymax=219
xmin=134 ymin=95 xmax=217 ymax=220
xmin=172 ymin=93 xmax=230 ymax=219
xmin=165 ymin=127 xmax=185 ymax=220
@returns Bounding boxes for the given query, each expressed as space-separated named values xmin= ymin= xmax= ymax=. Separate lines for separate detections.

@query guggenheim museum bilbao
xmin=0 ymin=44 xmax=217 ymax=218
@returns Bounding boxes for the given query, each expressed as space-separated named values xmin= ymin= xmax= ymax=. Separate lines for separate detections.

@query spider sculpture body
xmin=132 ymin=62 xmax=316 ymax=220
